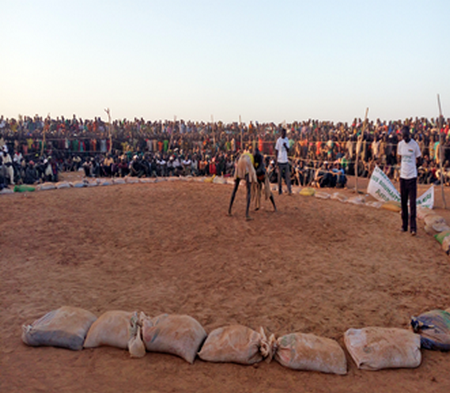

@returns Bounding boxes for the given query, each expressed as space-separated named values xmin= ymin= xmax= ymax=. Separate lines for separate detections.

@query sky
xmin=1 ymin=0 xmax=449 ymax=124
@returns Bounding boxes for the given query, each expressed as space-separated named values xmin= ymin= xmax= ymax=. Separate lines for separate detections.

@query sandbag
xmin=442 ymin=236 xmax=450 ymax=254
xmin=85 ymin=180 xmax=99 ymax=187
xmin=365 ymin=201 xmax=382 ymax=209
xmin=14 ymin=185 xmax=36 ymax=192
xmin=84 ymin=310 xmax=135 ymax=349
xmin=344 ymin=327 xmax=421 ymax=370
xmin=128 ymin=313 xmax=146 ymax=358
xmin=198 ymin=325 xmax=270 ymax=365
xmin=98 ymin=179 xmax=113 ymax=186
xmin=434 ymin=231 xmax=450 ymax=245
xmin=36 ymin=182 xmax=56 ymax=191
xmin=71 ymin=181 xmax=86 ymax=188
xmin=347 ymin=196 xmax=365 ymax=205
xmin=381 ymin=201 xmax=401 ymax=212
xmin=22 ymin=306 xmax=97 ymax=351
xmin=314 ymin=191 xmax=330 ymax=199
xmin=113 ymin=178 xmax=126 ymax=185
xmin=330 ymin=192 xmax=347 ymax=203
xmin=417 ymin=206 xmax=434 ymax=220
xmin=213 ymin=176 xmax=227 ymax=184
xmin=55 ymin=181 xmax=70 ymax=189
xmin=270 ymin=332 xmax=347 ymax=375
xmin=424 ymin=215 xmax=450 ymax=234
xmin=299 ymin=188 xmax=315 ymax=197
xmin=411 ymin=310 xmax=450 ymax=351
xmin=141 ymin=313 xmax=206 ymax=364
xmin=124 ymin=176 xmax=139 ymax=184
xmin=139 ymin=178 xmax=154 ymax=184
xmin=0 ymin=187 xmax=14 ymax=194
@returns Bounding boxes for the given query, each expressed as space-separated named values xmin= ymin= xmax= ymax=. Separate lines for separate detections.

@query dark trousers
xmin=400 ymin=177 xmax=417 ymax=232
xmin=278 ymin=162 xmax=292 ymax=194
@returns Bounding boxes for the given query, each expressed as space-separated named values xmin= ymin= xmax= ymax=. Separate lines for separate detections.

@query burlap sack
xmin=344 ymin=327 xmax=421 ymax=370
xmin=22 ymin=306 xmax=97 ymax=351
xmin=198 ymin=325 xmax=270 ymax=365
xmin=128 ymin=313 xmax=146 ymax=358
xmin=140 ymin=313 xmax=206 ymax=364
xmin=270 ymin=332 xmax=347 ymax=375
xmin=84 ymin=310 xmax=135 ymax=349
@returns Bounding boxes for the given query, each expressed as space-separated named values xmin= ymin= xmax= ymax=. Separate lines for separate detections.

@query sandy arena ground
xmin=1 ymin=175 xmax=450 ymax=393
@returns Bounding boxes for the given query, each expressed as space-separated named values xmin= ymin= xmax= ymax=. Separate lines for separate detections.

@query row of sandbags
xmin=0 ymin=175 xmax=235 ymax=195
xmin=416 ymin=206 xmax=450 ymax=255
xmin=22 ymin=306 xmax=450 ymax=374
xmin=297 ymin=187 xmax=403 ymax=211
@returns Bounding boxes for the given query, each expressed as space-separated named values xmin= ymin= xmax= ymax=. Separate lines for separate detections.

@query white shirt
xmin=397 ymin=139 xmax=421 ymax=179
xmin=275 ymin=136 xmax=289 ymax=163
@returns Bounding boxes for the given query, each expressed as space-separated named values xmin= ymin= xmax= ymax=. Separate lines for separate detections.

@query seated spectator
xmin=24 ymin=161 xmax=39 ymax=184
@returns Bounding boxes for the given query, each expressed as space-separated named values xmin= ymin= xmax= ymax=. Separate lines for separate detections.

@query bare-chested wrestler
xmin=228 ymin=149 xmax=276 ymax=220
xmin=253 ymin=147 xmax=277 ymax=212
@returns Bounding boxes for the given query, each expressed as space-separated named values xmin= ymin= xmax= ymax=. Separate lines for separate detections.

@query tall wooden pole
xmin=211 ymin=115 xmax=215 ymax=152
xmin=355 ymin=107 xmax=369 ymax=194
xmin=437 ymin=94 xmax=447 ymax=209
xmin=239 ymin=115 xmax=242 ymax=152
xmin=168 ymin=115 xmax=176 ymax=152
xmin=104 ymin=108 xmax=112 ymax=154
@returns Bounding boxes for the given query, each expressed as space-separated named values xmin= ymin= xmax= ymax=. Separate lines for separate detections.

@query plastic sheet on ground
xmin=411 ymin=309 xmax=450 ymax=351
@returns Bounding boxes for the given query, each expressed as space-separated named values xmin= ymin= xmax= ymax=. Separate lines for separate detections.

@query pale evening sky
xmin=1 ymin=0 xmax=449 ymax=124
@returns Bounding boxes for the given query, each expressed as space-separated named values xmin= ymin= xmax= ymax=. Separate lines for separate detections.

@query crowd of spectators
xmin=1 ymin=114 xmax=449 ymax=190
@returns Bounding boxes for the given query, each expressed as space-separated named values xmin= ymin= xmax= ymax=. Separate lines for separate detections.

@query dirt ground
xmin=1 ymin=174 xmax=450 ymax=393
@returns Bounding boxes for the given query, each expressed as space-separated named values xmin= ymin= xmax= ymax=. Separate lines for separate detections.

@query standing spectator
xmin=397 ymin=125 xmax=421 ymax=236
xmin=275 ymin=128 xmax=292 ymax=195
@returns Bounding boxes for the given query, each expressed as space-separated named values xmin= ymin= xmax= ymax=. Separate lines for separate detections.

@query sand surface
xmin=1 ymin=175 xmax=450 ymax=393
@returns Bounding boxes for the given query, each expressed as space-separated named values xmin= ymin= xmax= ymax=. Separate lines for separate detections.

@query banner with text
xmin=367 ymin=166 xmax=434 ymax=209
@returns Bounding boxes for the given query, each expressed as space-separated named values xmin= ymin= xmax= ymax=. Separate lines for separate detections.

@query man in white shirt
xmin=275 ymin=128 xmax=292 ymax=194
xmin=397 ymin=125 xmax=421 ymax=236
xmin=2 ymin=146 xmax=14 ymax=185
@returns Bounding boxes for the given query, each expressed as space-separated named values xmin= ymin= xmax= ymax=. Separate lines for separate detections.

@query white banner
xmin=367 ymin=166 xmax=434 ymax=209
